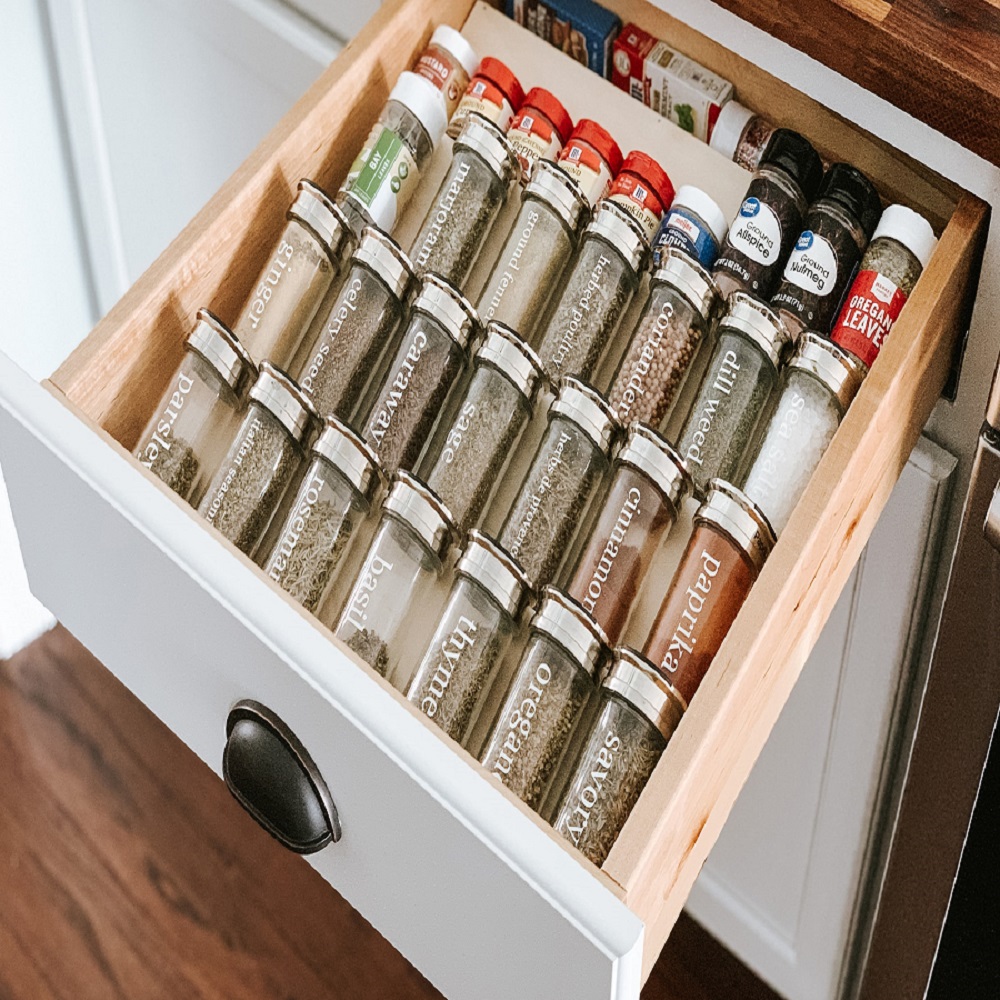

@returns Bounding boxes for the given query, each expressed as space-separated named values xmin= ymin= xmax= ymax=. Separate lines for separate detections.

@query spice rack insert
xmin=1 ymin=0 xmax=986 ymax=992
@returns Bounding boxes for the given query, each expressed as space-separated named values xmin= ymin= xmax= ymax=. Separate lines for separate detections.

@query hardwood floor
xmin=0 ymin=626 xmax=780 ymax=1000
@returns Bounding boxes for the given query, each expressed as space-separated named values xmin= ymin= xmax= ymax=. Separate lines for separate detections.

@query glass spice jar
xmin=709 ymin=100 xmax=778 ymax=173
xmin=409 ymin=115 xmax=519 ymax=287
xmin=555 ymin=119 xmax=624 ymax=208
xmin=552 ymin=648 xmax=685 ymax=865
xmin=198 ymin=362 xmax=317 ymax=556
xmin=566 ymin=424 xmax=691 ymax=647
xmin=606 ymin=150 xmax=676 ymax=242
xmin=740 ymin=333 xmax=864 ymax=534
xmin=135 ymin=309 xmax=256 ymax=505
xmin=651 ymin=185 xmax=728 ymax=270
xmin=506 ymin=87 xmax=574 ymax=184
xmin=448 ymin=56 xmax=525 ymax=138
xmin=335 ymin=470 xmax=455 ymax=683
xmin=478 ymin=159 xmax=590 ymax=341
xmin=296 ymin=227 xmax=415 ymax=425
xmin=480 ymin=587 xmax=609 ymax=811
xmin=261 ymin=418 xmax=383 ymax=614
xmin=643 ymin=479 xmax=776 ymax=705
xmin=534 ymin=200 xmax=649 ymax=385
xmin=676 ymin=292 xmax=791 ymax=497
xmin=712 ymin=129 xmax=824 ymax=300
xmin=360 ymin=273 xmax=480 ymax=476
xmin=606 ymin=248 xmax=722 ymax=430
xmin=407 ymin=531 xmax=530 ymax=744
xmin=413 ymin=25 xmax=478 ymax=119
xmin=233 ymin=180 xmax=355 ymax=370
xmin=422 ymin=323 xmax=544 ymax=533
xmin=497 ymin=378 xmax=618 ymax=589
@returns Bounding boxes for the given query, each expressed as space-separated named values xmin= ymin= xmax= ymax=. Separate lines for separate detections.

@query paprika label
xmin=830 ymin=269 xmax=908 ymax=369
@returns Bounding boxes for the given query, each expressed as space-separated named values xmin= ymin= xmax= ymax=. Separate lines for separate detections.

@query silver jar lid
xmin=290 ymin=179 xmax=354 ymax=264
xmin=186 ymin=308 xmax=257 ymax=394
xmin=653 ymin=248 xmax=722 ymax=326
xmin=697 ymin=479 xmax=777 ymax=576
xmin=789 ymin=332 xmax=865 ymax=412
xmin=457 ymin=530 xmax=530 ymax=620
xmin=476 ymin=322 xmax=545 ymax=403
xmin=413 ymin=274 xmax=481 ymax=352
xmin=618 ymin=423 xmax=692 ymax=515
xmin=718 ymin=292 xmax=791 ymax=370
xmin=383 ymin=471 xmax=455 ymax=559
xmin=603 ymin=647 xmax=686 ymax=740
xmin=526 ymin=159 xmax=591 ymax=234
xmin=531 ymin=586 xmax=609 ymax=679
xmin=312 ymin=417 xmax=383 ymax=505
xmin=551 ymin=377 xmax=619 ymax=456
xmin=249 ymin=362 xmax=317 ymax=445
xmin=586 ymin=199 xmax=649 ymax=275
xmin=355 ymin=227 xmax=415 ymax=302
xmin=455 ymin=115 xmax=519 ymax=188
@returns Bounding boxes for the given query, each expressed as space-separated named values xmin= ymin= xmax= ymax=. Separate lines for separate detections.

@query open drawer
xmin=0 ymin=1 xmax=988 ymax=998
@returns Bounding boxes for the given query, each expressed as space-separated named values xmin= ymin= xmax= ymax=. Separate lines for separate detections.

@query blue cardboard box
xmin=507 ymin=0 xmax=621 ymax=79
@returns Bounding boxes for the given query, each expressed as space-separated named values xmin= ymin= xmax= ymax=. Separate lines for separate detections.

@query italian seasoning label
xmin=346 ymin=124 xmax=420 ymax=231
xmin=831 ymin=269 xmax=908 ymax=368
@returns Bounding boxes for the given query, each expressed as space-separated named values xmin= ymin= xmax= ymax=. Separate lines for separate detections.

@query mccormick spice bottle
xmin=449 ymin=56 xmax=525 ymax=138
xmin=480 ymin=587 xmax=610 ymax=812
xmin=233 ymin=180 xmax=354 ymax=370
xmin=709 ymin=100 xmax=778 ymax=173
xmin=413 ymin=25 xmax=478 ymax=119
xmin=771 ymin=164 xmax=882 ymax=339
xmin=507 ymin=87 xmax=574 ymax=184
xmin=552 ymin=648 xmax=685 ymax=865
xmin=566 ymin=424 xmax=691 ymax=647
xmin=607 ymin=151 xmax=675 ymax=242
xmin=534 ymin=200 xmax=649 ymax=385
xmin=652 ymin=185 xmax=729 ymax=270
xmin=407 ymin=531 xmax=530 ymax=744
xmin=676 ymin=292 xmax=791 ymax=497
xmin=712 ymin=129 xmax=824 ymax=300
xmin=740 ymin=333 xmax=864 ymax=534
xmin=556 ymin=119 xmax=624 ymax=208
xmin=829 ymin=204 xmax=938 ymax=370
xmin=135 ymin=309 xmax=256 ymax=505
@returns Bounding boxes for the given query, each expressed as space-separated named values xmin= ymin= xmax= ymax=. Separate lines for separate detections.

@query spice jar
xmin=498 ymin=378 xmax=618 ymax=589
xmin=712 ymin=129 xmax=824 ymax=300
xmin=233 ymin=180 xmax=354 ymax=369
xmin=566 ymin=424 xmax=690 ymax=646
xmin=830 ymin=204 xmax=938 ymax=370
xmin=607 ymin=151 xmax=675 ymax=241
xmin=449 ymin=56 xmax=525 ymax=138
xmin=337 ymin=71 xmax=448 ymax=237
xmin=360 ymin=273 xmax=480 ymax=476
xmin=409 ymin=115 xmax=518 ymax=287
xmin=709 ymin=100 xmax=778 ymax=173
xmin=135 ymin=309 xmax=256 ymax=504
xmin=771 ymin=164 xmax=882 ymax=339
xmin=480 ymin=587 xmax=609 ymax=811
xmin=552 ymin=648 xmax=684 ymax=865
xmin=606 ymin=248 xmax=721 ymax=430
xmin=676 ymin=292 xmax=791 ymax=497
xmin=507 ymin=87 xmax=574 ymax=183
xmin=651 ymin=185 xmax=728 ymax=270
xmin=262 ymin=418 xmax=382 ymax=613
xmin=198 ymin=363 xmax=316 ymax=555
xmin=335 ymin=470 xmax=454 ymax=683
xmin=534 ymin=201 xmax=648 ymax=385
xmin=478 ymin=159 xmax=590 ymax=341
xmin=643 ymin=480 xmax=776 ymax=704
xmin=407 ymin=531 xmax=530 ymax=743
xmin=413 ymin=25 xmax=478 ymax=119
xmin=555 ymin=119 xmax=623 ymax=208
xmin=296 ymin=228 xmax=415 ymax=425
xmin=740 ymin=333 xmax=864 ymax=534
xmin=423 ymin=323 xmax=544 ymax=533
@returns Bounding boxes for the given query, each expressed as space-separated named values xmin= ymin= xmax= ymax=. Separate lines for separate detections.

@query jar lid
xmin=871 ymin=204 xmax=938 ymax=270
xmin=551 ymin=377 xmax=619 ymax=456
xmin=521 ymin=87 xmax=574 ymax=145
xmin=476 ymin=322 xmax=545 ymax=403
xmin=383 ymin=471 xmax=455 ymax=559
xmin=356 ymin=227 xmax=415 ymax=302
xmin=760 ymin=129 xmax=823 ymax=204
xmin=455 ymin=115 xmax=519 ymax=187
xmin=718 ymin=292 xmax=791 ymax=370
xmin=708 ymin=100 xmax=756 ymax=162
xmin=789 ymin=332 xmax=866 ymax=412
xmin=697 ymin=479 xmax=777 ymax=575
xmin=525 ymin=159 xmax=590 ymax=233
xmin=816 ymin=163 xmax=882 ymax=240
xmin=621 ymin=150 xmax=675 ymax=210
xmin=312 ymin=416 xmax=383 ymax=505
xmin=390 ymin=71 xmax=449 ymax=148
xmin=458 ymin=530 xmax=530 ymax=619
xmin=618 ymin=423 xmax=692 ymax=515
xmin=653 ymin=247 xmax=722 ymax=325
xmin=531 ymin=586 xmax=609 ymax=678
xmin=476 ymin=56 xmax=525 ymax=111
xmin=670 ymin=185 xmax=729 ymax=248
xmin=186 ymin=308 xmax=257 ymax=394
xmin=249 ymin=362 xmax=318 ymax=445
xmin=562 ymin=119 xmax=624 ymax=176
xmin=603 ymin=647 xmax=686 ymax=739
xmin=587 ymin=200 xmax=649 ymax=274
xmin=429 ymin=25 xmax=478 ymax=77
xmin=290 ymin=180 xmax=355 ymax=264
xmin=413 ymin=273 xmax=481 ymax=351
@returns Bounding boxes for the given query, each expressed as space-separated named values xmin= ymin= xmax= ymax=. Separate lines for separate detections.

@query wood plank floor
xmin=0 ymin=626 xmax=780 ymax=1000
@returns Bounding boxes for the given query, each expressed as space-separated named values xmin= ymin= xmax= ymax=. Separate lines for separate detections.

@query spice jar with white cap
xmin=413 ymin=25 xmax=478 ymax=119
xmin=709 ymin=100 xmax=778 ymax=173
xmin=652 ymin=185 xmax=729 ymax=270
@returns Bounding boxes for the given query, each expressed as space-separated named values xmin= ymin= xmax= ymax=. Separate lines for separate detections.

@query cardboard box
xmin=508 ymin=0 xmax=621 ymax=78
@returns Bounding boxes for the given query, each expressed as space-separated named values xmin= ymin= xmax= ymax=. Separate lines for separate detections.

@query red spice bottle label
xmin=455 ymin=78 xmax=515 ymax=131
xmin=830 ymin=269 xmax=908 ymax=369
xmin=508 ymin=113 xmax=562 ymax=182
xmin=558 ymin=140 xmax=613 ymax=207
xmin=608 ymin=173 xmax=667 ymax=239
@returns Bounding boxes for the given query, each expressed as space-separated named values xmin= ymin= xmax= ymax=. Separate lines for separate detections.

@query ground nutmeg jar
xmin=607 ymin=151 xmax=675 ymax=242
xmin=506 ymin=87 xmax=574 ymax=183
xmin=449 ymin=56 xmax=525 ymax=138
xmin=555 ymin=118 xmax=623 ymax=208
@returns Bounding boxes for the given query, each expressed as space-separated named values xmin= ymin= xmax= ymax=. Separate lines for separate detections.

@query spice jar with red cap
xmin=607 ymin=151 xmax=676 ymax=241
xmin=556 ymin=119 xmax=623 ymax=208
xmin=449 ymin=57 xmax=525 ymax=138
xmin=507 ymin=87 xmax=574 ymax=184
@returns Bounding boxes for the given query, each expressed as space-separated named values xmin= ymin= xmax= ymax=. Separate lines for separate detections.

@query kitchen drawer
xmin=0 ymin=1 xmax=988 ymax=998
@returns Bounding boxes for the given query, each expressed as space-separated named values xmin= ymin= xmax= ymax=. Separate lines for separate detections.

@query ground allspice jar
xmin=198 ymin=362 xmax=317 ymax=556
xmin=233 ymin=180 xmax=354 ymax=370
xmin=448 ymin=56 xmax=525 ymax=138
xmin=135 ymin=309 xmax=256 ymax=505
xmin=407 ymin=531 xmax=530 ymax=745
xmin=480 ymin=587 xmax=609 ymax=812
xmin=534 ymin=200 xmax=649 ymax=385
xmin=555 ymin=119 xmax=624 ymax=208
xmin=552 ymin=648 xmax=685 ymax=866
xmin=506 ymin=87 xmax=574 ymax=184
xmin=606 ymin=151 xmax=675 ymax=242
xmin=413 ymin=25 xmax=478 ymax=120
xmin=709 ymin=100 xmax=778 ymax=173
xmin=566 ymin=424 xmax=691 ymax=647
xmin=606 ymin=248 xmax=722 ymax=430
xmin=652 ymin=185 xmax=729 ymax=270
xmin=676 ymin=292 xmax=791 ymax=497
xmin=644 ymin=479 xmax=776 ymax=704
